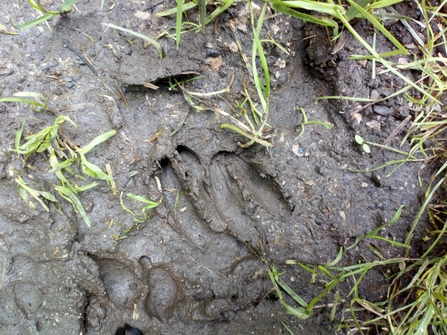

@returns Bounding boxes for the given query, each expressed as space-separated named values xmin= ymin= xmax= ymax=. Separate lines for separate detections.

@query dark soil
xmin=0 ymin=1 xmax=430 ymax=334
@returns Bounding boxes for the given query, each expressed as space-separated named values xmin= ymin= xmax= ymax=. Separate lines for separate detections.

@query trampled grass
xmin=10 ymin=115 xmax=116 ymax=228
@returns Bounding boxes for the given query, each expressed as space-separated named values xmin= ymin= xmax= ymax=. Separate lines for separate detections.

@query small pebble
xmin=228 ymin=42 xmax=238 ymax=53
xmin=206 ymin=49 xmax=219 ymax=58
xmin=373 ymin=105 xmax=394 ymax=116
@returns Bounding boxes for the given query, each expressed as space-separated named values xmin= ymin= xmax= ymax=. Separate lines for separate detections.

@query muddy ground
xmin=0 ymin=1 xmax=431 ymax=334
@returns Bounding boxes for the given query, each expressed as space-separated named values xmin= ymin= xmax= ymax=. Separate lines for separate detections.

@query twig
xmin=61 ymin=38 xmax=98 ymax=76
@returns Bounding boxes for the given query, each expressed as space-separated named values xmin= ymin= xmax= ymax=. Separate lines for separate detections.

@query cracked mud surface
xmin=0 ymin=1 xmax=429 ymax=334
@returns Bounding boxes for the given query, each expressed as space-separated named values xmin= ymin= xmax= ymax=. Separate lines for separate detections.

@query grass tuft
xmin=10 ymin=115 xmax=116 ymax=228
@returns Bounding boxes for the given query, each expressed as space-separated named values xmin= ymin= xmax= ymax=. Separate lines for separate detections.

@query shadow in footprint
xmin=210 ymin=153 xmax=289 ymax=244
xmin=143 ymin=265 xmax=183 ymax=321
xmin=97 ymin=259 xmax=137 ymax=308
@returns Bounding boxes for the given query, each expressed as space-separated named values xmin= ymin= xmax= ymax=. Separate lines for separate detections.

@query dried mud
xmin=0 ymin=1 xmax=429 ymax=334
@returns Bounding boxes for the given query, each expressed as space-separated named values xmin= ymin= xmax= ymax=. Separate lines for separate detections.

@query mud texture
xmin=0 ymin=1 xmax=429 ymax=334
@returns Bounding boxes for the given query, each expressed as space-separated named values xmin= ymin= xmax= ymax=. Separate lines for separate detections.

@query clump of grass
xmin=267 ymin=2 xmax=447 ymax=332
xmin=269 ymin=201 xmax=447 ymax=333
xmin=173 ymin=2 xmax=276 ymax=148
xmin=157 ymin=0 xmax=236 ymax=46
xmin=10 ymin=116 xmax=116 ymax=228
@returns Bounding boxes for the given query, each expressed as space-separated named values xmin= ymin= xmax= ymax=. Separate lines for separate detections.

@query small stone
xmin=366 ymin=120 xmax=381 ymax=130
xmin=275 ymin=59 xmax=286 ymax=69
xmin=270 ymin=24 xmax=280 ymax=35
xmin=292 ymin=145 xmax=302 ymax=157
xmin=228 ymin=42 xmax=238 ymax=53
xmin=277 ymin=72 xmax=287 ymax=85
xmin=356 ymin=59 xmax=367 ymax=68
xmin=351 ymin=112 xmax=362 ymax=124
xmin=370 ymin=89 xmax=380 ymax=100
xmin=237 ymin=24 xmax=247 ymax=33
xmin=373 ymin=105 xmax=394 ymax=116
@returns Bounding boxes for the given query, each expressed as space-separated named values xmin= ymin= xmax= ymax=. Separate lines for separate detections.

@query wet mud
xmin=0 ymin=1 xmax=428 ymax=334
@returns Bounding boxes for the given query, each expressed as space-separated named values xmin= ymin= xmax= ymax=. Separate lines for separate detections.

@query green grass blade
xmin=199 ymin=0 xmax=206 ymax=32
xmin=40 ymin=190 xmax=58 ymax=203
xmin=334 ymin=8 xmax=438 ymax=103
xmin=275 ymin=276 xmax=309 ymax=308
xmin=55 ymin=185 xmax=91 ymax=228
xmin=14 ymin=120 xmax=26 ymax=152
xmin=346 ymin=0 xmax=407 ymax=55
xmin=175 ymin=0 xmax=183 ymax=47
xmin=30 ymin=0 xmax=60 ymax=14
xmin=405 ymin=174 xmax=446 ymax=248
xmin=326 ymin=247 xmax=343 ymax=266
xmin=307 ymin=275 xmax=342 ymax=312
xmin=73 ymin=182 xmax=98 ymax=193
xmin=102 ymin=23 xmax=163 ymax=58
xmin=366 ymin=205 xmax=404 ymax=236
xmin=59 ymin=0 xmax=77 ymax=13
xmin=282 ymin=323 xmax=295 ymax=335
xmin=119 ymin=192 xmax=147 ymax=223
xmin=206 ymin=0 xmax=236 ymax=25
xmin=280 ymin=300 xmax=311 ymax=319
xmin=126 ymin=193 xmax=161 ymax=209
xmin=330 ymin=291 xmax=340 ymax=323
xmin=0 ymin=97 xmax=46 ymax=109
xmin=253 ymin=3 xmax=270 ymax=104
xmin=280 ymin=0 xmax=343 ymax=16
xmin=345 ymin=0 xmax=371 ymax=21
xmin=78 ymin=130 xmax=116 ymax=155
xmin=270 ymin=3 xmax=338 ymax=28
xmin=366 ymin=0 xmax=405 ymax=10
xmin=49 ymin=149 xmax=71 ymax=184
xmin=15 ymin=176 xmax=57 ymax=211
xmin=10 ymin=12 xmax=55 ymax=30
xmin=80 ymin=156 xmax=111 ymax=182
xmin=157 ymin=2 xmax=196 ymax=17
xmin=13 ymin=91 xmax=47 ymax=100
